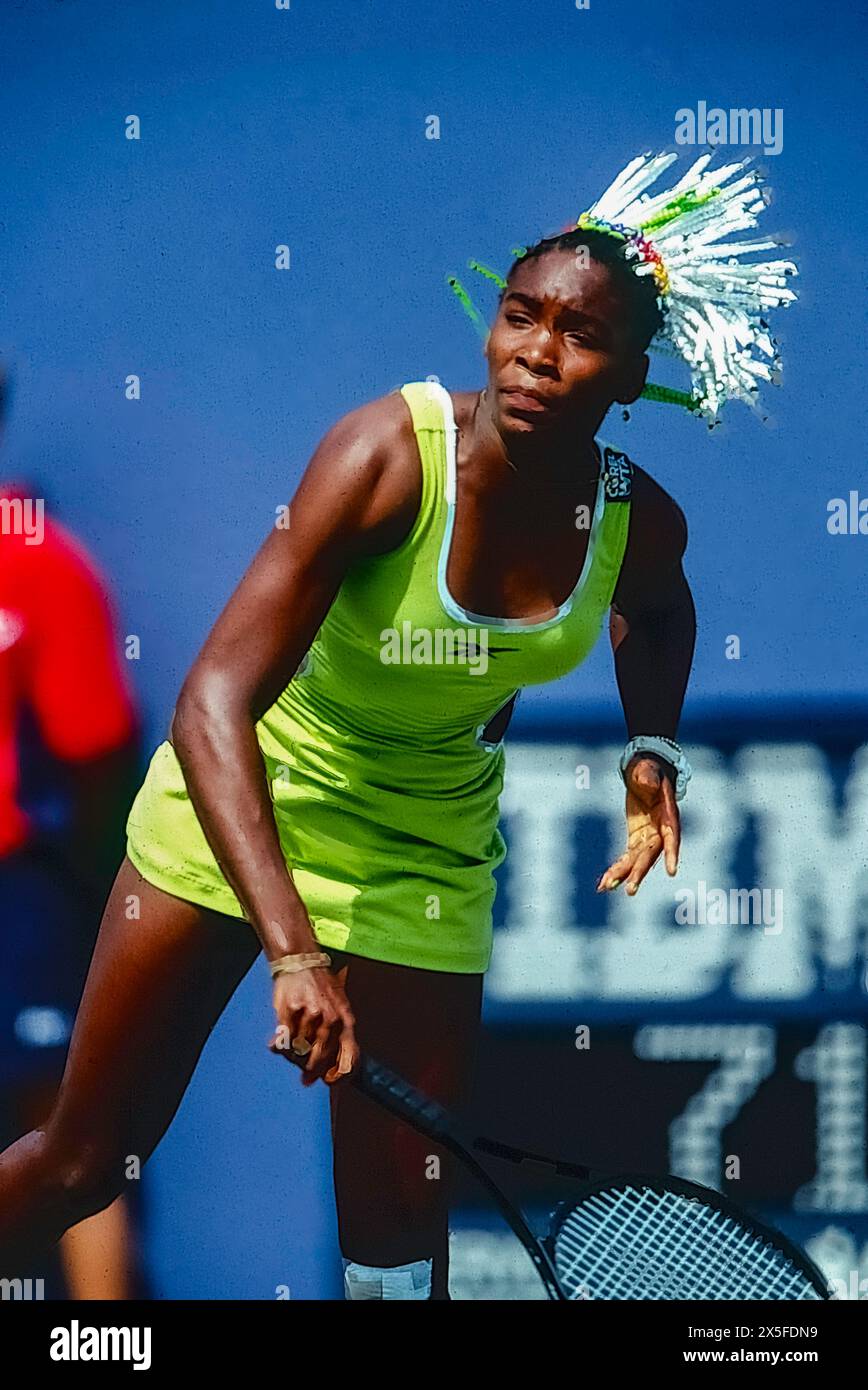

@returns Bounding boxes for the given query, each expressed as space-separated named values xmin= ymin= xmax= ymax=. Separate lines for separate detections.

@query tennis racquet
xmin=285 ymin=1047 xmax=832 ymax=1301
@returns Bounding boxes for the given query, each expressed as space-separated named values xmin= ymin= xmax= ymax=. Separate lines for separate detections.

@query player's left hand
xmin=596 ymin=754 xmax=681 ymax=895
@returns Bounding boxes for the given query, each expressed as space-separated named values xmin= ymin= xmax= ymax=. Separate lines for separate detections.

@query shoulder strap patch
xmin=601 ymin=446 xmax=633 ymax=501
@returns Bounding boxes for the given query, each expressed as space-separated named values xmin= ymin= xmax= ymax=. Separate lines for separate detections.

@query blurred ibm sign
xmin=489 ymin=738 xmax=868 ymax=1018
xmin=451 ymin=725 xmax=868 ymax=1297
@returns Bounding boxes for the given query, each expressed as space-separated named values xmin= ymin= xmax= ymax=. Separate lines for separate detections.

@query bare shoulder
xmin=299 ymin=383 xmax=478 ymax=558
xmin=611 ymin=459 xmax=690 ymax=616
xmin=323 ymin=383 xmax=480 ymax=556
xmin=313 ymin=388 xmax=415 ymax=480
xmin=298 ymin=388 xmax=421 ymax=557
xmin=625 ymin=461 xmax=688 ymax=564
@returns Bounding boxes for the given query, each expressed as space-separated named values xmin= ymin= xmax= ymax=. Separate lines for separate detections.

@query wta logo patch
xmin=601 ymin=449 xmax=632 ymax=501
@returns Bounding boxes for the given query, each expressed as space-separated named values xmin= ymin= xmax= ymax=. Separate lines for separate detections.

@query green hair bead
xmin=639 ymin=382 xmax=702 ymax=412
xmin=446 ymin=275 xmax=489 ymax=340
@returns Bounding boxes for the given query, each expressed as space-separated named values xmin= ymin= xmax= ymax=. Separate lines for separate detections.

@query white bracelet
xmin=268 ymin=951 xmax=332 ymax=980
xmin=619 ymin=735 xmax=692 ymax=802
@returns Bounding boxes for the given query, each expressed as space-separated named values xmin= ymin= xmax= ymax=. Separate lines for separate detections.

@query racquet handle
xmin=355 ymin=1056 xmax=456 ymax=1143
xmin=280 ymin=1042 xmax=457 ymax=1143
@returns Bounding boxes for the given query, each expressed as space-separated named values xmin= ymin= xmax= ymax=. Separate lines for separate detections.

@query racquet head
xmin=547 ymin=1173 xmax=831 ymax=1300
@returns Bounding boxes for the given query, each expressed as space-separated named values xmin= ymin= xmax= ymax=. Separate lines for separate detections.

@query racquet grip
xmin=355 ymin=1055 xmax=456 ymax=1142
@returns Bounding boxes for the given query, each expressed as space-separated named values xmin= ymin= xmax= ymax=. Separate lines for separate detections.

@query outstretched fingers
xmin=622 ymin=841 xmax=662 ymax=895
xmin=596 ymin=851 xmax=633 ymax=894
xmin=659 ymin=775 xmax=681 ymax=875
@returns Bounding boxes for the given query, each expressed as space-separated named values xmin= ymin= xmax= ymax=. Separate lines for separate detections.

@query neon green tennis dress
xmin=126 ymin=380 xmax=633 ymax=973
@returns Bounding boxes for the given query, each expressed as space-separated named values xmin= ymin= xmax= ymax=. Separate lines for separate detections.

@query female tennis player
xmin=0 ymin=152 xmax=795 ymax=1300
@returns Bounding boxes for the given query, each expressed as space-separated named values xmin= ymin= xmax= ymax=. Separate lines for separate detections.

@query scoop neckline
xmin=432 ymin=382 xmax=607 ymax=633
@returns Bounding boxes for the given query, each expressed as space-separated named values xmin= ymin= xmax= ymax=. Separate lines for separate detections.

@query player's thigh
xmin=330 ymin=949 xmax=483 ymax=1097
xmin=329 ymin=952 xmax=483 ymax=1221
xmin=48 ymin=856 xmax=262 ymax=1165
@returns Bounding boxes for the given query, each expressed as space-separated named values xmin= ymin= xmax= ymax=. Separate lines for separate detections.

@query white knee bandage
xmin=343 ymin=1258 xmax=433 ymax=1300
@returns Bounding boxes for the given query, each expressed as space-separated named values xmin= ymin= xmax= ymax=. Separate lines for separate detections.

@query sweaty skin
xmin=173 ymin=248 xmax=695 ymax=1085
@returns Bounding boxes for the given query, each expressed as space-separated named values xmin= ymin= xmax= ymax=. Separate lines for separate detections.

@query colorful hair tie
xmin=448 ymin=151 xmax=798 ymax=423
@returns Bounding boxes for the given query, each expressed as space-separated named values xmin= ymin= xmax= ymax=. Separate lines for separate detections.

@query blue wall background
xmin=1 ymin=0 xmax=865 ymax=1299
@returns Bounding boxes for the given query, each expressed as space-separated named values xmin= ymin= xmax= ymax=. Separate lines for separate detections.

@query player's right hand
xmin=267 ymin=964 xmax=359 ymax=1086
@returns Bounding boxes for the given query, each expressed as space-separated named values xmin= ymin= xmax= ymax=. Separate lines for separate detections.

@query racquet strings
xmin=553 ymin=1183 xmax=823 ymax=1299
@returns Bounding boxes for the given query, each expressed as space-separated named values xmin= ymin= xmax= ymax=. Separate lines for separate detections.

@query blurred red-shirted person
xmin=0 ymin=366 xmax=144 ymax=1297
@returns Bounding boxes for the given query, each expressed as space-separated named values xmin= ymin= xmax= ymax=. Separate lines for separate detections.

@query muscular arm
xmin=592 ymin=468 xmax=694 ymax=896
xmin=610 ymin=466 xmax=695 ymax=743
xmin=170 ymin=392 xmax=418 ymax=962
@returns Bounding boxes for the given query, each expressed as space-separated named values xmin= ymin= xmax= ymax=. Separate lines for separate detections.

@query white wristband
xmin=619 ymin=735 xmax=691 ymax=802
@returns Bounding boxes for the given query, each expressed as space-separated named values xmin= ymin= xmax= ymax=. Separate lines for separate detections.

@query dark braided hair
xmin=499 ymin=227 xmax=664 ymax=353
